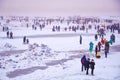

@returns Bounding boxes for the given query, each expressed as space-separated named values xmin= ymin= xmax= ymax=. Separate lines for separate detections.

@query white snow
xmin=0 ymin=18 xmax=120 ymax=80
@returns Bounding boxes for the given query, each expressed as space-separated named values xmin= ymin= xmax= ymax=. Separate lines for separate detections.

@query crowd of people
xmin=0 ymin=16 xmax=119 ymax=76
xmin=79 ymin=19 xmax=118 ymax=76
xmin=1 ymin=16 xmax=119 ymax=33
xmin=80 ymin=33 xmax=116 ymax=75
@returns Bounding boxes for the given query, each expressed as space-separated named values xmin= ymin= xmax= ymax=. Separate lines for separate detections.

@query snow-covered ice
xmin=0 ymin=17 xmax=120 ymax=80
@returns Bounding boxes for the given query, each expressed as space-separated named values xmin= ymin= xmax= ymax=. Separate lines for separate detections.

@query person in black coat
xmin=6 ymin=31 xmax=9 ymax=38
xmin=23 ymin=36 xmax=26 ymax=44
xmin=26 ymin=39 xmax=29 ymax=44
xmin=95 ymin=34 xmax=98 ymax=41
xmin=95 ymin=45 xmax=98 ymax=57
xmin=80 ymin=35 xmax=82 ymax=44
xmin=10 ymin=32 xmax=13 ymax=39
xmin=90 ymin=59 xmax=95 ymax=75
xmin=98 ymin=42 xmax=101 ymax=51
xmin=86 ymin=58 xmax=90 ymax=75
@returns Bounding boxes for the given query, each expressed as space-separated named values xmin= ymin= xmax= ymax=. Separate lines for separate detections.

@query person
xmin=101 ymin=38 xmax=104 ymax=44
xmin=26 ymin=39 xmax=29 ymax=44
xmin=90 ymin=59 xmax=95 ymax=75
xmin=98 ymin=42 xmax=101 ymax=51
xmin=86 ymin=58 xmax=90 ymax=75
xmin=23 ymin=36 xmax=26 ymax=44
xmin=95 ymin=45 xmax=98 ymax=57
xmin=104 ymin=41 xmax=109 ymax=58
xmin=112 ymin=34 xmax=115 ymax=43
xmin=10 ymin=31 xmax=13 ymax=39
xmin=89 ymin=42 xmax=94 ymax=53
xmin=80 ymin=35 xmax=82 ymax=44
xmin=95 ymin=34 xmax=98 ymax=41
xmin=109 ymin=38 xmax=113 ymax=45
xmin=118 ymin=28 xmax=120 ymax=34
xmin=6 ymin=31 xmax=9 ymax=38
xmin=110 ymin=34 xmax=115 ymax=43
xmin=3 ymin=26 xmax=5 ymax=31
xmin=81 ymin=55 xmax=86 ymax=72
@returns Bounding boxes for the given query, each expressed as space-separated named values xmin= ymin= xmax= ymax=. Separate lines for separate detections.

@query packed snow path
xmin=0 ymin=33 xmax=95 ymax=39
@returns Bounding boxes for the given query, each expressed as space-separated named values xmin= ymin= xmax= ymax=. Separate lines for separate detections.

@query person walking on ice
xmin=81 ymin=55 xmax=86 ymax=72
xmin=80 ymin=35 xmax=82 ymax=44
xmin=89 ymin=41 xmax=94 ymax=53
xmin=90 ymin=59 xmax=95 ymax=75
xmin=23 ymin=36 xmax=26 ymax=44
xmin=10 ymin=31 xmax=13 ymax=39
xmin=104 ymin=41 xmax=109 ymax=58
xmin=6 ymin=31 xmax=9 ymax=38
xmin=86 ymin=58 xmax=90 ymax=75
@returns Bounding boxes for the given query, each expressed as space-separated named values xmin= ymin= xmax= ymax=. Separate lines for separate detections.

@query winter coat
xmin=109 ymin=39 xmax=113 ymax=45
xmin=101 ymin=38 xmax=104 ymax=44
xmin=95 ymin=34 xmax=98 ymax=40
xmin=81 ymin=55 xmax=86 ymax=65
xmin=90 ymin=61 xmax=95 ymax=69
xmin=80 ymin=35 xmax=82 ymax=44
xmin=86 ymin=59 xmax=90 ymax=68
xmin=110 ymin=34 xmax=115 ymax=42
xmin=23 ymin=36 xmax=26 ymax=43
xmin=98 ymin=42 xmax=101 ymax=49
xmin=95 ymin=45 xmax=98 ymax=52
xmin=89 ymin=42 xmax=94 ymax=47
xmin=89 ymin=42 xmax=94 ymax=51
xmin=105 ymin=42 xmax=109 ymax=53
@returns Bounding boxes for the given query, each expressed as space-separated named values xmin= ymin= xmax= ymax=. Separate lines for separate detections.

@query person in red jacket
xmin=101 ymin=38 xmax=104 ymax=44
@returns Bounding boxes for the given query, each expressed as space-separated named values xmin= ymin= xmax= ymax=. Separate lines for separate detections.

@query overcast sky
xmin=0 ymin=0 xmax=120 ymax=17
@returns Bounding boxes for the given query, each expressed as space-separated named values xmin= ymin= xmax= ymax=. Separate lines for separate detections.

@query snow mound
xmin=28 ymin=43 xmax=52 ymax=55
xmin=0 ymin=43 xmax=72 ymax=71
xmin=27 ymin=43 xmax=55 ymax=57
xmin=0 ymin=43 xmax=56 ymax=71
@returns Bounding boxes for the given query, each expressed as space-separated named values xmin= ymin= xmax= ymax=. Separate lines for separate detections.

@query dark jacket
xmin=90 ymin=61 xmax=95 ymax=69
xmin=95 ymin=34 xmax=98 ymax=40
xmin=105 ymin=42 xmax=109 ymax=53
xmin=86 ymin=59 xmax=90 ymax=68
xmin=95 ymin=45 xmax=98 ymax=52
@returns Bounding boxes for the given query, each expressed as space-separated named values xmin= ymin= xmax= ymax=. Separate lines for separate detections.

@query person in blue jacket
xmin=81 ymin=55 xmax=86 ymax=72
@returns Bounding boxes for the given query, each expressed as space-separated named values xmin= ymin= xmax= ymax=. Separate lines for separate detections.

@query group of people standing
xmin=23 ymin=36 xmax=29 ymax=44
xmin=81 ymin=55 xmax=95 ymax=75
xmin=6 ymin=31 xmax=30 ymax=44
xmin=6 ymin=31 xmax=13 ymax=39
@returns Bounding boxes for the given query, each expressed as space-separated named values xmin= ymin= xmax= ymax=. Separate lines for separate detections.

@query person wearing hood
xmin=81 ymin=55 xmax=86 ymax=72
xmin=89 ymin=42 xmax=94 ymax=53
